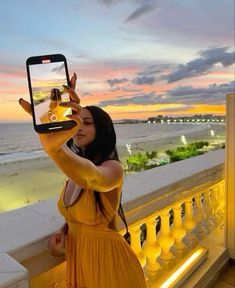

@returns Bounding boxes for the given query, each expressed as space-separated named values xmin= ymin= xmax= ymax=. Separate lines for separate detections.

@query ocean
xmin=0 ymin=122 xmax=225 ymax=163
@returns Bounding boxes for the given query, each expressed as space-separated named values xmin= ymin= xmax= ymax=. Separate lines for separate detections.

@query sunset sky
xmin=0 ymin=0 xmax=234 ymax=122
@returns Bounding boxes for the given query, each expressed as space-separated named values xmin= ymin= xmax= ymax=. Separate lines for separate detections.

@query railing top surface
xmin=0 ymin=198 xmax=64 ymax=261
xmin=122 ymin=149 xmax=224 ymax=210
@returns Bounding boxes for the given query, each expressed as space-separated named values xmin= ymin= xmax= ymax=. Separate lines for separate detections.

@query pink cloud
xmin=0 ymin=65 xmax=26 ymax=78
xmin=70 ymin=62 xmax=139 ymax=81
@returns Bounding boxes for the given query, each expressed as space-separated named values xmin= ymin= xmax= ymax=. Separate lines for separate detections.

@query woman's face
xmin=73 ymin=108 xmax=96 ymax=148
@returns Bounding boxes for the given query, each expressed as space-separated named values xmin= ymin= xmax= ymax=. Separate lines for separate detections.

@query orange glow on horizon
xmin=105 ymin=103 xmax=226 ymax=120
xmin=182 ymin=104 xmax=225 ymax=115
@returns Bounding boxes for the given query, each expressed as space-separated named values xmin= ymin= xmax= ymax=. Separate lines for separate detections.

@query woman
xmin=19 ymin=73 xmax=146 ymax=288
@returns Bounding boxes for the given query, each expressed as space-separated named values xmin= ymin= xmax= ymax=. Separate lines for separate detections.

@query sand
xmin=0 ymin=157 xmax=65 ymax=212
xmin=0 ymin=128 xmax=225 ymax=213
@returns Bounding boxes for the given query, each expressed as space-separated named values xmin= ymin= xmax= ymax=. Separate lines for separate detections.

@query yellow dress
xmin=39 ymin=104 xmax=67 ymax=124
xmin=58 ymin=180 xmax=147 ymax=288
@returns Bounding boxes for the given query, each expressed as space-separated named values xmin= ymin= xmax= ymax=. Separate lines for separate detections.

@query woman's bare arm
xmin=48 ymin=145 xmax=123 ymax=192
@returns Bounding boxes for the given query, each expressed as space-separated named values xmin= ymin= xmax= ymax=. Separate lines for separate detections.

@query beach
xmin=117 ymin=125 xmax=226 ymax=161
xmin=0 ymin=157 xmax=65 ymax=212
xmin=0 ymin=123 xmax=225 ymax=213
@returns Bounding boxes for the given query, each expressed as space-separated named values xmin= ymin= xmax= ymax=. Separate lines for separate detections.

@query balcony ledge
xmin=0 ymin=149 xmax=225 ymax=287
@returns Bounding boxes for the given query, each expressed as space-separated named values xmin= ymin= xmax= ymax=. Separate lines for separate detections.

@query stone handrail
xmin=117 ymin=149 xmax=224 ymax=229
xmin=0 ymin=150 xmax=225 ymax=287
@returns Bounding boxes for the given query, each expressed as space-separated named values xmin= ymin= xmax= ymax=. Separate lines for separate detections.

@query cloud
xmin=98 ymin=0 xmax=117 ymax=5
xmin=81 ymin=92 xmax=92 ymax=96
xmin=125 ymin=3 xmax=159 ymax=22
xmin=163 ymin=47 xmax=235 ymax=83
xmin=132 ymin=76 xmax=155 ymax=85
xmin=166 ymin=80 xmax=235 ymax=104
xmin=99 ymin=0 xmax=160 ymax=22
xmin=98 ymin=80 xmax=234 ymax=107
xmin=138 ymin=64 xmax=173 ymax=76
xmin=51 ymin=63 xmax=65 ymax=74
xmin=0 ymin=65 xmax=26 ymax=78
xmin=98 ymin=91 xmax=160 ymax=106
xmin=122 ymin=86 xmax=142 ymax=92
xmin=107 ymin=77 xmax=129 ymax=87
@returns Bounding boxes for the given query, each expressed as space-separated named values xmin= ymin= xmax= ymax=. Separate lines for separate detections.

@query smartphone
xmin=26 ymin=53 xmax=76 ymax=133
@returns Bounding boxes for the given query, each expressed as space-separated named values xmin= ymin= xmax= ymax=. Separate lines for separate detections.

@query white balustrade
xmin=171 ymin=203 xmax=187 ymax=258
xmin=125 ymin=180 xmax=225 ymax=286
xmin=129 ymin=224 xmax=146 ymax=267
xmin=142 ymin=218 xmax=161 ymax=281
xmin=0 ymin=150 xmax=226 ymax=288
xmin=157 ymin=209 xmax=175 ymax=269
xmin=193 ymin=192 xmax=207 ymax=239
xmin=183 ymin=196 xmax=198 ymax=248
xmin=201 ymin=189 xmax=216 ymax=232
xmin=217 ymin=181 xmax=225 ymax=220
xmin=210 ymin=185 xmax=222 ymax=225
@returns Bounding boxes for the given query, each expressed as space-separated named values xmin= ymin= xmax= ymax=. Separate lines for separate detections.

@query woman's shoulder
xmin=100 ymin=159 xmax=124 ymax=173
xmin=99 ymin=160 xmax=124 ymax=188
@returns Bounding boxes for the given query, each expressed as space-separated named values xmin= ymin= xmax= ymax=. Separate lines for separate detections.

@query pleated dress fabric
xmin=58 ymin=180 xmax=147 ymax=288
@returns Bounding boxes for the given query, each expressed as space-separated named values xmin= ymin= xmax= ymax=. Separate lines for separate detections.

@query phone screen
xmin=28 ymin=61 xmax=71 ymax=125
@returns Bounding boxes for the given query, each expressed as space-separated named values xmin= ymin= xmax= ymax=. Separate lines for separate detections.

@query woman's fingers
xmin=63 ymin=85 xmax=80 ymax=104
xmin=70 ymin=73 xmax=77 ymax=90
xmin=59 ymin=101 xmax=82 ymax=113
xmin=60 ymin=101 xmax=83 ymax=127
xmin=66 ymin=114 xmax=83 ymax=127
xmin=18 ymin=98 xmax=32 ymax=115
xmin=60 ymin=101 xmax=83 ymax=126
xmin=48 ymin=233 xmax=65 ymax=257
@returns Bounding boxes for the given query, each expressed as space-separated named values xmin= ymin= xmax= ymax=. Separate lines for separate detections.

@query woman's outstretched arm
xmin=48 ymin=145 xmax=123 ymax=192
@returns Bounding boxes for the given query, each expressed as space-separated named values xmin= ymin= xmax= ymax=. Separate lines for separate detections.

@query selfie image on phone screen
xmin=29 ymin=61 xmax=71 ymax=125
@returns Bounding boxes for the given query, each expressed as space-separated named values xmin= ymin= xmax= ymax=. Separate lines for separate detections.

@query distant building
xmin=147 ymin=114 xmax=225 ymax=123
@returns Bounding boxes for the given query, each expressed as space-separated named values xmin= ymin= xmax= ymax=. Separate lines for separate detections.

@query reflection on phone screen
xmin=29 ymin=62 xmax=71 ymax=124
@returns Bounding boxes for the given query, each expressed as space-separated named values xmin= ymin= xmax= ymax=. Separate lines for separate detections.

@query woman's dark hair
xmin=50 ymin=88 xmax=62 ymax=101
xmin=67 ymin=106 xmax=128 ymax=236
xmin=82 ymin=105 xmax=118 ymax=164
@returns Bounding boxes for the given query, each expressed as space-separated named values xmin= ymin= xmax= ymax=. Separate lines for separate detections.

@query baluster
xmin=193 ymin=192 xmax=207 ymax=239
xmin=210 ymin=185 xmax=222 ymax=226
xmin=130 ymin=225 xmax=146 ymax=268
xmin=184 ymin=196 xmax=198 ymax=248
xmin=142 ymin=218 xmax=161 ymax=281
xmin=209 ymin=188 xmax=218 ymax=225
xmin=157 ymin=210 xmax=175 ymax=269
xmin=201 ymin=189 xmax=216 ymax=232
xmin=217 ymin=181 xmax=225 ymax=220
xmin=171 ymin=203 xmax=187 ymax=258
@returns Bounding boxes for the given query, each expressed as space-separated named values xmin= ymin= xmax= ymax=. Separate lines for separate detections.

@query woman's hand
xmin=48 ymin=223 xmax=68 ymax=257
xmin=19 ymin=73 xmax=82 ymax=154
xmin=48 ymin=230 xmax=66 ymax=257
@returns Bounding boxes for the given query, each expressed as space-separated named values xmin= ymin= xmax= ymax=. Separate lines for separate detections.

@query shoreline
xmin=0 ymin=128 xmax=225 ymax=213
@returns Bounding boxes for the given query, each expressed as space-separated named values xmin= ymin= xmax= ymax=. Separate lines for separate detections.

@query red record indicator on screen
xmin=42 ymin=59 xmax=51 ymax=64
